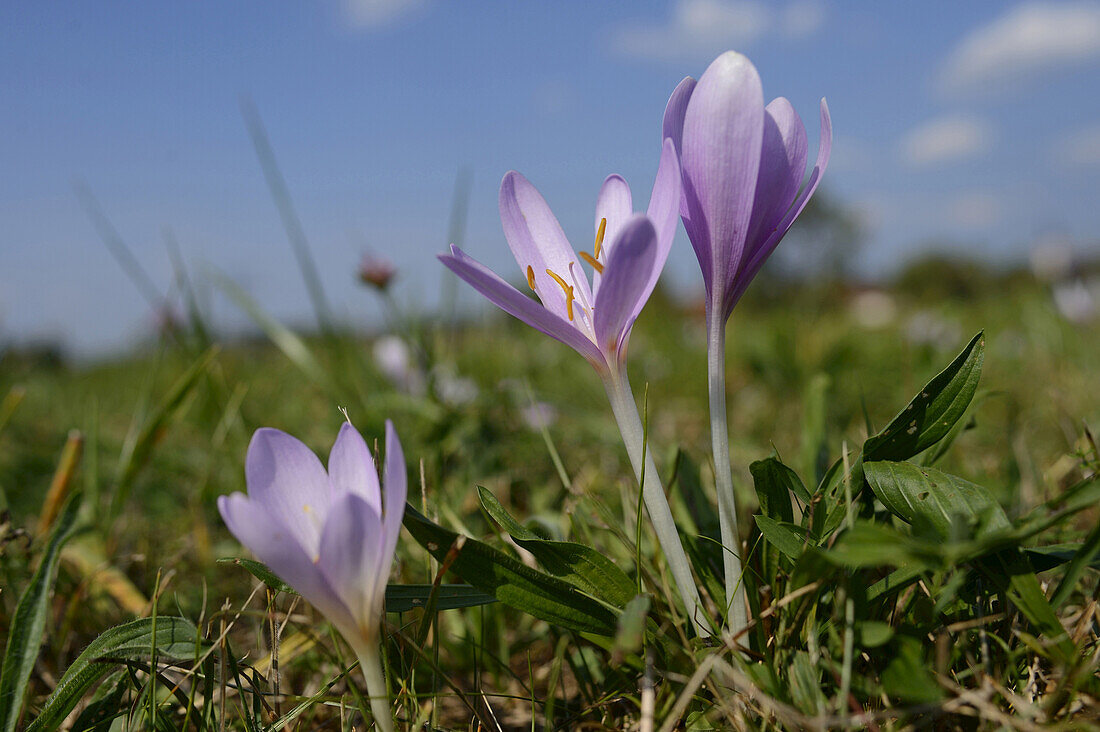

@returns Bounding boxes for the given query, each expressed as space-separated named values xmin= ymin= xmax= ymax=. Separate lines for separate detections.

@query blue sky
xmin=3 ymin=1 xmax=1100 ymax=355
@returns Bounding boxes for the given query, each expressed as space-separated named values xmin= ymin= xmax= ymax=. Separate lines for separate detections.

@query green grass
xmin=1 ymin=266 xmax=1098 ymax=730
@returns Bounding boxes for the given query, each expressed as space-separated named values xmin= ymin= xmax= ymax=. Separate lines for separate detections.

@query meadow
xmin=1 ymin=254 xmax=1098 ymax=730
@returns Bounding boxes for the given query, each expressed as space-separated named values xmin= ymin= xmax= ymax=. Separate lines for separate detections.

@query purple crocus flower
xmin=662 ymin=50 xmax=831 ymax=634
xmin=218 ymin=421 xmax=406 ymax=731
xmin=439 ymin=141 xmax=710 ymax=636
xmin=663 ymin=50 xmax=832 ymax=322
xmin=439 ymin=138 xmax=681 ymax=375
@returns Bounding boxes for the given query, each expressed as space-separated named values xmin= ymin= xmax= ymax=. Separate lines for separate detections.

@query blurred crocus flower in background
xmin=218 ymin=422 xmax=406 ymax=732
xmin=357 ymin=253 xmax=396 ymax=291
xmin=663 ymin=51 xmax=831 ymax=634
xmin=373 ymin=335 xmax=427 ymax=397
xmin=439 ymin=140 xmax=710 ymax=636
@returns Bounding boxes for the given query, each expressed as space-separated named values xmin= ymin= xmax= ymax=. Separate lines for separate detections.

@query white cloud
xmin=344 ymin=0 xmax=426 ymax=29
xmin=946 ymin=191 xmax=1003 ymax=229
xmin=1051 ymin=123 xmax=1100 ymax=166
xmin=901 ymin=115 xmax=993 ymax=167
xmin=611 ymin=0 xmax=822 ymax=62
xmin=940 ymin=2 xmax=1100 ymax=95
xmin=781 ymin=0 xmax=826 ymax=39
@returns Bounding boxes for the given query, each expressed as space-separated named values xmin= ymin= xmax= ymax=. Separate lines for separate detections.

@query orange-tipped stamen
xmin=578 ymin=250 xmax=604 ymax=273
xmin=594 ymin=218 xmax=607 ymax=259
xmin=526 ymin=265 xmax=536 ymax=290
xmin=544 ymin=268 xmax=575 ymax=321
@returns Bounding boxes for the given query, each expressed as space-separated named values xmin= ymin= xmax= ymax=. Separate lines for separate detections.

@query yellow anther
xmin=544 ymin=268 xmax=575 ymax=321
xmin=594 ymin=217 xmax=607 ymax=259
xmin=526 ymin=265 xmax=536 ymax=290
xmin=303 ymin=504 xmax=312 ymax=514
xmin=578 ymin=250 xmax=604 ymax=273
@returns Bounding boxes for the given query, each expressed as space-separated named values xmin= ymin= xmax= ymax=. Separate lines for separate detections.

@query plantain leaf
xmin=403 ymin=503 xmax=620 ymax=636
xmin=753 ymin=516 xmax=813 ymax=560
xmin=863 ymin=332 xmax=984 ymax=462
xmin=0 ymin=494 xmax=83 ymax=732
xmin=478 ymin=487 xmax=635 ymax=608
xmin=385 ymin=584 xmax=497 ymax=613
xmin=864 ymin=461 xmax=1009 ymax=537
xmin=25 ymin=617 xmax=204 ymax=732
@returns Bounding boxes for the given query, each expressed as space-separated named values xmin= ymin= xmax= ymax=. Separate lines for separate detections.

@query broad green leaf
xmin=1026 ymin=543 xmax=1100 ymax=573
xmin=385 ymin=584 xmax=497 ymax=613
xmin=749 ymin=458 xmax=803 ymax=520
xmin=0 ymin=494 xmax=83 ymax=732
xmin=610 ymin=595 xmax=650 ymax=665
xmin=864 ymin=461 xmax=1009 ymax=538
xmin=753 ymin=516 xmax=812 ymax=560
xmin=863 ymin=332 xmax=984 ymax=462
xmin=25 ymin=617 xmax=204 ymax=732
xmin=856 ymin=621 xmax=894 ymax=648
xmin=478 ymin=486 xmax=635 ymax=608
xmin=403 ymin=504 xmax=620 ymax=636
xmin=881 ymin=634 xmax=943 ymax=703
xmin=218 ymin=557 xmax=296 ymax=594
xmin=823 ymin=521 xmax=938 ymax=569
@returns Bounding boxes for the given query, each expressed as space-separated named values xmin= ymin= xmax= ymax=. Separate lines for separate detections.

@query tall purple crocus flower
xmin=218 ymin=422 xmax=406 ymax=732
xmin=663 ymin=51 xmax=832 ymax=633
xmin=439 ymin=140 xmax=709 ymax=636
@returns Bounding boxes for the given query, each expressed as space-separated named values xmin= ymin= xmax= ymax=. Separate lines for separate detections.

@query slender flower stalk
xmin=218 ymin=421 xmax=407 ymax=732
xmin=663 ymin=51 xmax=832 ymax=632
xmin=439 ymin=141 xmax=709 ymax=635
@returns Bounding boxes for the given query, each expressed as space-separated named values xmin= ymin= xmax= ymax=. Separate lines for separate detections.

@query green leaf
xmin=856 ymin=621 xmax=894 ymax=648
xmin=478 ymin=486 xmax=635 ymax=608
xmin=824 ymin=521 xmax=939 ymax=569
xmin=1026 ymin=543 xmax=1100 ymax=573
xmin=0 ymin=494 xmax=83 ymax=732
xmin=1051 ymin=523 xmax=1100 ymax=607
xmin=217 ymin=557 xmax=296 ymax=594
xmin=864 ymin=461 xmax=1010 ymax=538
xmin=863 ymin=332 xmax=985 ymax=462
xmin=25 ymin=617 xmax=204 ymax=732
xmin=788 ymin=651 xmax=826 ymax=715
xmin=610 ymin=595 xmax=650 ymax=665
xmin=880 ymin=634 xmax=943 ymax=703
xmin=403 ymin=503 xmax=620 ymax=636
xmin=749 ymin=458 xmax=804 ymax=520
xmin=384 ymin=584 xmax=497 ymax=613
xmin=753 ymin=516 xmax=812 ymax=560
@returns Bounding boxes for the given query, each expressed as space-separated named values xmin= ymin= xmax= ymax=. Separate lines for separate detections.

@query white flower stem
xmin=354 ymin=637 xmax=394 ymax=732
xmin=603 ymin=368 xmax=708 ymax=637
xmin=706 ymin=313 xmax=748 ymax=634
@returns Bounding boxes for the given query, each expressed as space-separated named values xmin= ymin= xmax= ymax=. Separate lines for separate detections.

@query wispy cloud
xmin=611 ymin=0 xmax=823 ymax=62
xmin=901 ymin=115 xmax=993 ymax=167
xmin=343 ymin=0 xmax=427 ymax=29
xmin=946 ymin=191 xmax=1003 ymax=229
xmin=1050 ymin=123 xmax=1100 ymax=167
xmin=939 ymin=1 xmax=1100 ymax=95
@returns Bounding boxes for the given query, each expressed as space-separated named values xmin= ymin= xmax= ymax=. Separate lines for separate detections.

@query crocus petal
xmin=640 ymin=138 xmax=682 ymax=302
xmin=662 ymin=76 xmax=707 ymax=289
xmin=328 ymin=422 xmax=381 ymax=514
xmin=317 ymin=492 xmax=385 ymax=626
xmin=245 ymin=428 xmax=331 ymax=556
xmin=439 ymin=245 xmax=606 ymax=367
xmin=219 ymin=492 xmax=354 ymax=631
xmin=730 ymin=98 xmax=833 ymax=309
xmin=593 ymin=175 xmax=633 ymax=275
xmin=379 ymin=419 xmax=407 ymax=597
xmin=593 ymin=215 xmax=657 ymax=356
xmin=741 ymin=97 xmax=808 ymax=268
xmin=681 ymin=51 xmax=765 ymax=308
xmin=499 ymin=171 xmax=592 ymax=321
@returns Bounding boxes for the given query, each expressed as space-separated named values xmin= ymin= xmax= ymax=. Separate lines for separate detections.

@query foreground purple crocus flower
xmin=439 ymin=140 xmax=709 ymax=635
xmin=663 ymin=51 xmax=832 ymax=634
xmin=218 ymin=421 xmax=406 ymax=732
